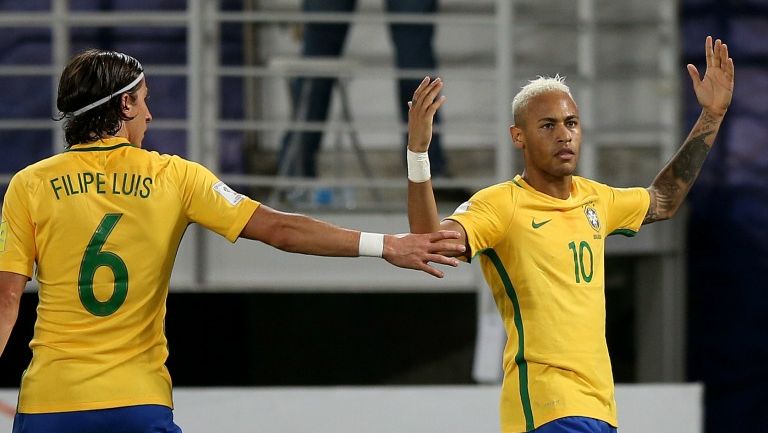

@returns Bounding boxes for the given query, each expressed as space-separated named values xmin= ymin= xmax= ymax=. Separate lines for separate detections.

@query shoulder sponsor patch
xmin=0 ymin=220 xmax=7 ymax=252
xmin=212 ymin=181 xmax=244 ymax=206
xmin=453 ymin=201 xmax=471 ymax=215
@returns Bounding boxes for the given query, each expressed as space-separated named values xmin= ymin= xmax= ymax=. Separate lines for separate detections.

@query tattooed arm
xmin=644 ymin=36 xmax=734 ymax=224
xmin=644 ymin=109 xmax=724 ymax=223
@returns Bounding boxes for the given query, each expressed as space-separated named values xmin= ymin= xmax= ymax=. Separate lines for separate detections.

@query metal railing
xmin=0 ymin=0 xmax=511 ymax=207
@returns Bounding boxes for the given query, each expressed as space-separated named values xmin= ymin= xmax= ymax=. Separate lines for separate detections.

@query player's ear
xmin=510 ymin=125 xmax=525 ymax=149
xmin=120 ymin=93 xmax=132 ymax=115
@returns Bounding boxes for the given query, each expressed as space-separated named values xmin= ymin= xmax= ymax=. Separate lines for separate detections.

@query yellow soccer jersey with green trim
xmin=446 ymin=174 xmax=649 ymax=433
xmin=0 ymin=137 xmax=259 ymax=413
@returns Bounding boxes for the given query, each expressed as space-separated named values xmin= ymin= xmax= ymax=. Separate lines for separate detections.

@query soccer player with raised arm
xmin=404 ymin=36 xmax=733 ymax=433
xmin=0 ymin=49 xmax=464 ymax=433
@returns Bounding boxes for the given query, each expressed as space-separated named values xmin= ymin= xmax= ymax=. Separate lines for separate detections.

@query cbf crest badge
xmin=584 ymin=205 xmax=601 ymax=232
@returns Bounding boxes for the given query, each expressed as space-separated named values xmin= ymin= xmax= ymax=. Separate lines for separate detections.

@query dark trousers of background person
xmin=279 ymin=0 xmax=447 ymax=178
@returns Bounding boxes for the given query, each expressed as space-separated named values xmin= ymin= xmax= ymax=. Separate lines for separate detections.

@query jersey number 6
xmin=78 ymin=213 xmax=128 ymax=316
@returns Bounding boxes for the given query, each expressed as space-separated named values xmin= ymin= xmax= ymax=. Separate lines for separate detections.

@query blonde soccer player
xmin=0 ymin=49 xmax=465 ymax=433
xmin=404 ymin=36 xmax=733 ymax=433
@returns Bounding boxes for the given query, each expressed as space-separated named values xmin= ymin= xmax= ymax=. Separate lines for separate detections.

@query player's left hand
xmin=687 ymin=35 xmax=734 ymax=117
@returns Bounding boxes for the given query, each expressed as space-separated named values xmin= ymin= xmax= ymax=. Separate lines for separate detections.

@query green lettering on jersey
xmin=96 ymin=172 xmax=106 ymax=194
xmin=50 ymin=178 xmax=63 ymax=200
xmin=568 ymin=240 xmax=594 ymax=283
xmin=140 ymin=177 xmax=153 ymax=198
xmin=81 ymin=172 xmax=95 ymax=193
xmin=78 ymin=213 xmax=129 ymax=316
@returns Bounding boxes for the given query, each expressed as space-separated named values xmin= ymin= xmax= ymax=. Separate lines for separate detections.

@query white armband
xmin=407 ymin=149 xmax=431 ymax=183
xmin=358 ymin=232 xmax=385 ymax=257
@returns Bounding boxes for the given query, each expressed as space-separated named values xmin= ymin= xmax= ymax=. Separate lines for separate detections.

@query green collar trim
xmin=66 ymin=143 xmax=135 ymax=152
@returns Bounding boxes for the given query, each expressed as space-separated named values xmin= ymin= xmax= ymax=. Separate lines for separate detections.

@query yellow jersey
xmin=0 ymin=137 xmax=259 ymax=413
xmin=446 ymin=174 xmax=649 ymax=432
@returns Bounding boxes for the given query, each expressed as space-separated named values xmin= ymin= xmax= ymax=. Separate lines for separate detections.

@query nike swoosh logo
xmin=531 ymin=218 xmax=552 ymax=229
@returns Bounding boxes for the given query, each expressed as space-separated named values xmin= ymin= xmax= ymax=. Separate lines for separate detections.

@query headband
xmin=72 ymin=72 xmax=144 ymax=116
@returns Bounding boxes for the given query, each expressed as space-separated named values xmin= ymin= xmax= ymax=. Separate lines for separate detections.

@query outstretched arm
xmin=239 ymin=205 xmax=465 ymax=278
xmin=0 ymin=271 xmax=27 ymax=357
xmin=644 ymin=36 xmax=734 ymax=224
xmin=406 ymin=77 xmax=470 ymax=258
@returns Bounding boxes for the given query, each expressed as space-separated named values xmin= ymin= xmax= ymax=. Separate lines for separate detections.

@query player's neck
xmin=521 ymin=170 xmax=572 ymax=200
xmin=113 ymin=124 xmax=139 ymax=146
xmin=113 ymin=124 xmax=129 ymax=141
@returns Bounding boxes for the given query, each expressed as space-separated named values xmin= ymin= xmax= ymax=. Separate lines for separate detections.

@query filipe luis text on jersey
xmin=49 ymin=172 xmax=153 ymax=200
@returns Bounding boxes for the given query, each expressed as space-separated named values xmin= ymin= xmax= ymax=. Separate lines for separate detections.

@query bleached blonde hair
xmin=511 ymin=75 xmax=573 ymax=125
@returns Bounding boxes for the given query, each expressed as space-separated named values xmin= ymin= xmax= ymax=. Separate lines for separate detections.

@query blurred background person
xmin=278 ymin=0 xmax=448 ymax=185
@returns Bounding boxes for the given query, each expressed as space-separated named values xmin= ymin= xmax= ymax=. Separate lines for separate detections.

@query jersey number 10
xmin=568 ymin=240 xmax=594 ymax=283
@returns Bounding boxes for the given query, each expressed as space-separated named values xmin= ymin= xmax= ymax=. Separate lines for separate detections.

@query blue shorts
xmin=533 ymin=416 xmax=617 ymax=433
xmin=13 ymin=404 xmax=182 ymax=433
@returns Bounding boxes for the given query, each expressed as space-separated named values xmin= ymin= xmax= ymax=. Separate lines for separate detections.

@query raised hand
xmin=643 ymin=36 xmax=734 ymax=225
xmin=383 ymin=230 xmax=465 ymax=278
xmin=407 ymin=76 xmax=446 ymax=153
xmin=687 ymin=36 xmax=734 ymax=117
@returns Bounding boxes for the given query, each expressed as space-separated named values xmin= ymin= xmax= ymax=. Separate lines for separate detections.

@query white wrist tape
xmin=358 ymin=232 xmax=385 ymax=257
xmin=407 ymin=149 xmax=431 ymax=183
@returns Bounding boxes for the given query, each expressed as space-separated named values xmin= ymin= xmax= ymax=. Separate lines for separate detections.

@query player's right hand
xmin=407 ymin=76 xmax=446 ymax=153
xmin=383 ymin=230 xmax=464 ymax=278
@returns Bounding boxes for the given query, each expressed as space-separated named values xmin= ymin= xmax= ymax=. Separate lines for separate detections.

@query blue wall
xmin=683 ymin=2 xmax=768 ymax=432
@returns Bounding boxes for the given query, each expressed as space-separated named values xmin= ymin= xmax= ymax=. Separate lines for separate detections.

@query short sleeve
xmin=0 ymin=173 xmax=36 ymax=277
xmin=444 ymin=184 xmax=514 ymax=258
xmin=174 ymin=158 xmax=260 ymax=242
xmin=604 ymin=186 xmax=650 ymax=236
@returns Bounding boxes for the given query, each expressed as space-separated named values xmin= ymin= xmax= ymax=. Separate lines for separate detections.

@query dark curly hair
xmin=55 ymin=49 xmax=144 ymax=147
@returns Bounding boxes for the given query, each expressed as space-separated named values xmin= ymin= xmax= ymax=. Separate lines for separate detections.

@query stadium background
xmin=0 ymin=1 xmax=766 ymax=432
